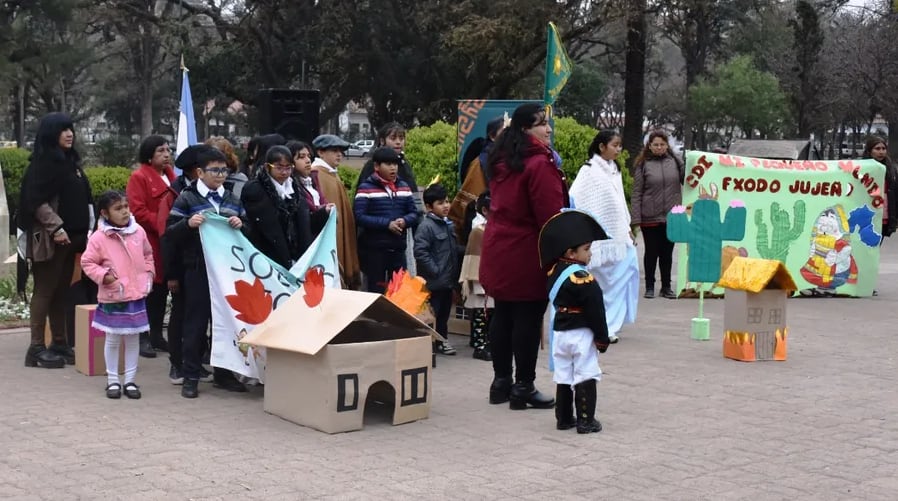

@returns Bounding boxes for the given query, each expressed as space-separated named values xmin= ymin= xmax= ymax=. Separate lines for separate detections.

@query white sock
xmin=122 ymin=334 xmax=140 ymax=384
xmin=105 ymin=333 xmax=122 ymax=386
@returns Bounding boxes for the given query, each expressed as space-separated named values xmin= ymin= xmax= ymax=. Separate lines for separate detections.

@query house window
xmin=336 ymin=373 xmax=359 ymax=412
xmin=400 ymin=367 xmax=428 ymax=406
xmin=769 ymin=308 xmax=783 ymax=325
xmin=747 ymin=307 xmax=763 ymax=324
xmin=454 ymin=305 xmax=471 ymax=321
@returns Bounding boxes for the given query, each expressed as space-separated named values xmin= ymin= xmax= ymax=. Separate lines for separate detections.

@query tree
xmin=554 ymin=62 xmax=606 ymax=125
xmin=623 ymin=0 xmax=647 ymax=169
xmin=789 ymin=0 xmax=825 ymax=137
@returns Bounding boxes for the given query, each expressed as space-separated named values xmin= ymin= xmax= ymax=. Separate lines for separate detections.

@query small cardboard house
xmin=717 ymin=257 xmax=797 ymax=362
xmin=240 ymin=288 xmax=440 ymax=434
xmin=74 ymin=305 xmax=125 ymax=376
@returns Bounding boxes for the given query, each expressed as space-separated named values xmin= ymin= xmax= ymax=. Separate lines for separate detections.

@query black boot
xmin=139 ymin=332 xmax=156 ymax=358
xmin=149 ymin=332 xmax=169 ymax=352
xmin=25 ymin=344 xmax=65 ymax=369
xmin=509 ymin=382 xmax=555 ymax=410
xmin=489 ymin=376 xmax=513 ymax=404
xmin=575 ymin=380 xmax=602 ymax=434
xmin=555 ymin=384 xmax=576 ymax=430
xmin=48 ymin=343 xmax=76 ymax=365
xmin=181 ymin=378 xmax=199 ymax=398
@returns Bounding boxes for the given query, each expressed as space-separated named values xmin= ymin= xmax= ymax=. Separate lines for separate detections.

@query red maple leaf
xmin=225 ymin=278 xmax=273 ymax=324
xmin=303 ymin=266 xmax=325 ymax=307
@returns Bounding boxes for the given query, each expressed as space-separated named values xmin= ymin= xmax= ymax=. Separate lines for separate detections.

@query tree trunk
xmin=623 ymin=0 xmax=647 ymax=172
xmin=15 ymin=84 xmax=25 ymax=147
xmin=140 ymin=78 xmax=153 ymax=137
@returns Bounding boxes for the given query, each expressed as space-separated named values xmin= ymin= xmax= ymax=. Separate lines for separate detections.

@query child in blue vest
xmin=539 ymin=210 xmax=611 ymax=434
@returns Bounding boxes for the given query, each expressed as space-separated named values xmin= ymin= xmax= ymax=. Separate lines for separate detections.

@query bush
xmin=553 ymin=117 xmax=633 ymax=202
xmin=338 ymin=165 xmax=360 ymax=195
xmin=84 ymin=166 xmax=133 ymax=199
xmin=84 ymin=137 xmax=137 ymax=168
xmin=404 ymin=121 xmax=458 ymax=198
xmin=0 ymin=147 xmax=31 ymax=217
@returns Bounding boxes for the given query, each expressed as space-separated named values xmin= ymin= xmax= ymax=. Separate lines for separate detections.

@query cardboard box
xmin=242 ymin=288 xmax=439 ymax=434
xmin=718 ymin=257 xmax=796 ymax=362
xmin=74 ymin=305 xmax=125 ymax=376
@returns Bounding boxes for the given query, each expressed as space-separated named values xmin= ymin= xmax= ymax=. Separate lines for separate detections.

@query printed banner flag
xmin=199 ymin=210 xmax=340 ymax=380
xmin=544 ymin=22 xmax=572 ymax=107
xmin=176 ymin=57 xmax=197 ymax=158
xmin=676 ymin=151 xmax=885 ymax=297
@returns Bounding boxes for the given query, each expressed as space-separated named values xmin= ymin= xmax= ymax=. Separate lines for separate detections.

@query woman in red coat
xmin=479 ymin=103 xmax=568 ymax=410
xmin=126 ymin=135 xmax=177 ymax=358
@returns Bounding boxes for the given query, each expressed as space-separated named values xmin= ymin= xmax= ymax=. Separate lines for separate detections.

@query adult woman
xmin=241 ymin=146 xmax=330 ymax=268
xmin=126 ymin=135 xmax=176 ymax=358
xmin=569 ymin=130 xmax=639 ymax=344
xmin=479 ymin=103 xmax=567 ymax=410
xmin=862 ymin=136 xmax=897 ymax=238
xmin=629 ymin=131 xmax=684 ymax=299
xmin=207 ymin=136 xmax=247 ymax=199
xmin=19 ymin=112 xmax=93 ymax=368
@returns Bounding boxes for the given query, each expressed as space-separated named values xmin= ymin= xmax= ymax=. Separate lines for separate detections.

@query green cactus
xmin=667 ymin=199 xmax=747 ymax=283
xmin=755 ymin=200 xmax=806 ymax=262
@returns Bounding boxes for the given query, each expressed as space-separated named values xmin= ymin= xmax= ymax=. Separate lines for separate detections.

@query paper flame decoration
xmin=384 ymin=269 xmax=430 ymax=316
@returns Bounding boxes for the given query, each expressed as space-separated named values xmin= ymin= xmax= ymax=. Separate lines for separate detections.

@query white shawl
xmin=569 ymin=154 xmax=633 ymax=267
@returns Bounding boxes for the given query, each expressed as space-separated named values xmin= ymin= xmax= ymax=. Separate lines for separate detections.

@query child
xmin=458 ymin=191 xmax=492 ymax=360
xmin=80 ymin=191 xmax=155 ymax=400
xmin=354 ymin=147 xmax=418 ymax=294
xmin=165 ymin=147 xmax=247 ymax=399
xmin=288 ymin=140 xmax=329 ymax=211
xmin=538 ymin=209 xmax=611 ymax=434
xmin=414 ymin=184 xmax=460 ymax=356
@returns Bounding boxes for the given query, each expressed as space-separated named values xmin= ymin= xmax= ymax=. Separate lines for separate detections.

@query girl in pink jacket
xmin=81 ymin=191 xmax=154 ymax=400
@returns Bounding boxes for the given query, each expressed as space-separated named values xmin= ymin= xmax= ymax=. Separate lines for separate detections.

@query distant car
xmin=346 ymin=139 xmax=374 ymax=157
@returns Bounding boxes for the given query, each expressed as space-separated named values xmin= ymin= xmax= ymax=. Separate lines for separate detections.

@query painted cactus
xmin=667 ymin=199 xmax=747 ymax=283
xmin=755 ymin=200 xmax=806 ymax=262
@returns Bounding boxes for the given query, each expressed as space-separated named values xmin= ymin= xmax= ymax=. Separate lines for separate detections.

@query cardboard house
xmin=240 ymin=288 xmax=440 ymax=434
xmin=74 ymin=305 xmax=125 ymax=376
xmin=717 ymin=257 xmax=797 ymax=362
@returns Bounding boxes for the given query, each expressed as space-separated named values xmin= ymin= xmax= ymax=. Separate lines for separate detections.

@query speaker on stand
xmin=256 ymin=89 xmax=321 ymax=144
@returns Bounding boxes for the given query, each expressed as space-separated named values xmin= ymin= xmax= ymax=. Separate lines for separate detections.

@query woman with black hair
xmin=479 ymin=103 xmax=568 ymax=410
xmin=862 ymin=136 xmax=898 ymax=238
xmin=241 ymin=145 xmax=331 ymax=268
xmin=19 ymin=112 xmax=94 ymax=368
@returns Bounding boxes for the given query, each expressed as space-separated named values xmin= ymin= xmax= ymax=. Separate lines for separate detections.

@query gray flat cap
xmin=312 ymin=134 xmax=350 ymax=151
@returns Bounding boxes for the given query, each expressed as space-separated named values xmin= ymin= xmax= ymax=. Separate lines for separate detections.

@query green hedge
xmin=84 ymin=167 xmax=132 ymax=197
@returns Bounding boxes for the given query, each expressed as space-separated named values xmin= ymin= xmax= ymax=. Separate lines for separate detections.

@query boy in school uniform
xmin=414 ymin=183 xmax=462 ymax=356
xmin=354 ymin=147 xmax=418 ymax=293
xmin=539 ymin=209 xmax=611 ymax=434
xmin=165 ymin=147 xmax=247 ymax=399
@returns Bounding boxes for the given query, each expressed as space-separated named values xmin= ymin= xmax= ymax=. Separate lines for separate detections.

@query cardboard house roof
xmin=717 ymin=256 xmax=798 ymax=293
xmin=240 ymin=288 xmax=440 ymax=355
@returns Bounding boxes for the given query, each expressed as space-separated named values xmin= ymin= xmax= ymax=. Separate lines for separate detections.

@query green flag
xmin=544 ymin=22 xmax=573 ymax=107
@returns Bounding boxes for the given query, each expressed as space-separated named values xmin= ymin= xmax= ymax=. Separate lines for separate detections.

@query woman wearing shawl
xmin=569 ymin=130 xmax=639 ymax=343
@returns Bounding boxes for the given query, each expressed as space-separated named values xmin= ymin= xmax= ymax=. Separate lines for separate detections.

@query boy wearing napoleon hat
xmin=539 ymin=209 xmax=611 ymax=434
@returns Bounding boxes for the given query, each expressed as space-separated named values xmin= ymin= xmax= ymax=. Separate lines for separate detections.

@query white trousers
xmin=552 ymin=327 xmax=602 ymax=386
xmin=105 ymin=333 xmax=139 ymax=385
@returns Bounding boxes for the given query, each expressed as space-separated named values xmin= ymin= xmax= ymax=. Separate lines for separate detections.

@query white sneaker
xmin=608 ymin=334 xmax=620 ymax=344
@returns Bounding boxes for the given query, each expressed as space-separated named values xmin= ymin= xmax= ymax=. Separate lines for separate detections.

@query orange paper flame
xmin=384 ymin=269 xmax=430 ymax=316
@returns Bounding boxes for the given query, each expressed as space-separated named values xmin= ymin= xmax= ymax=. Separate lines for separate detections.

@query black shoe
xmin=169 ymin=365 xmax=184 ymax=385
xmin=181 ymin=379 xmax=199 ymax=398
xmin=198 ymin=366 xmax=214 ymax=383
xmin=139 ymin=338 xmax=156 ymax=358
xmin=509 ymin=382 xmax=555 ymax=410
xmin=123 ymin=382 xmax=141 ymax=399
xmin=489 ymin=376 xmax=513 ymax=404
xmin=47 ymin=343 xmax=75 ymax=365
xmin=150 ymin=334 xmax=169 ymax=352
xmin=106 ymin=383 xmax=122 ymax=399
xmin=644 ymin=288 xmax=654 ymax=299
xmin=25 ymin=345 xmax=65 ymax=369
xmin=555 ymin=384 xmax=576 ymax=430
xmin=472 ymin=349 xmax=492 ymax=361
xmin=575 ymin=380 xmax=602 ymax=434
xmin=660 ymin=288 xmax=677 ymax=299
xmin=213 ymin=372 xmax=247 ymax=393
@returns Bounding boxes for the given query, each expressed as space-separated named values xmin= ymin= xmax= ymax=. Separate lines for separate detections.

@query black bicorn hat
xmin=538 ymin=209 xmax=609 ymax=267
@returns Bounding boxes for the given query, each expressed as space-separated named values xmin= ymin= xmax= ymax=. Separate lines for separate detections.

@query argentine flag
xmin=176 ymin=58 xmax=197 ymax=165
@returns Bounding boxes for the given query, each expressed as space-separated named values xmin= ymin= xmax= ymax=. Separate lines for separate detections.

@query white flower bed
xmin=0 ymin=297 xmax=29 ymax=320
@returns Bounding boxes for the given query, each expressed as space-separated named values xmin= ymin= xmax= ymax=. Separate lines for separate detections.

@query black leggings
xmin=489 ymin=299 xmax=548 ymax=384
xmin=641 ymin=224 xmax=675 ymax=290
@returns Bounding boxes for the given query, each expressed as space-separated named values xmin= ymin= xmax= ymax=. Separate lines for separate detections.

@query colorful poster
xmin=199 ymin=210 xmax=340 ymax=381
xmin=675 ymin=151 xmax=885 ymax=297
xmin=456 ymin=99 xmax=540 ymax=179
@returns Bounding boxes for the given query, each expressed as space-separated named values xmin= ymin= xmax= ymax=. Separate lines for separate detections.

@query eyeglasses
xmin=204 ymin=168 xmax=229 ymax=176
xmin=268 ymin=163 xmax=293 ymax=172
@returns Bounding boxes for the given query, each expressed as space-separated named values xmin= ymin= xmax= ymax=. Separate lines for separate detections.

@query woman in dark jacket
xmin=19 ymin=112 xmax=93 ymax=368
xmin=241 ymin=146 xmax=330 ymax=268
xmin=479 ymin=103 xmax=568 ymax=410
xmin=629 ymin=130 xmax=685 ymax=299
xmin=862 ymin=136 xmax=897 ymax=238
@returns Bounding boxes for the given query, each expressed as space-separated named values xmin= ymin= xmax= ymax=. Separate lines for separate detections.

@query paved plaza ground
xmin=1 ymin=241 xmax=897 ymax=500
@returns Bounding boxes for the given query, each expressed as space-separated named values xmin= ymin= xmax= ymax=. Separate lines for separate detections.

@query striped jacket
xmin=354 ymin=174 xmax=418 ymax=251
xmin=165 ymin=183 xmax=246 ymax=271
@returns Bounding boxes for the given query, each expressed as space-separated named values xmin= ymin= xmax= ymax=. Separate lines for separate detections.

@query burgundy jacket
xmin=479 ymin=136 xmax=568 ymax=301
xmin=126 ymin=164 xmax=177 ymax=283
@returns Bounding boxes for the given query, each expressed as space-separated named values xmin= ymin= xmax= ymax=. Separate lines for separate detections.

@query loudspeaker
xmin=257 ymin=89 xmax=320 ymax=144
